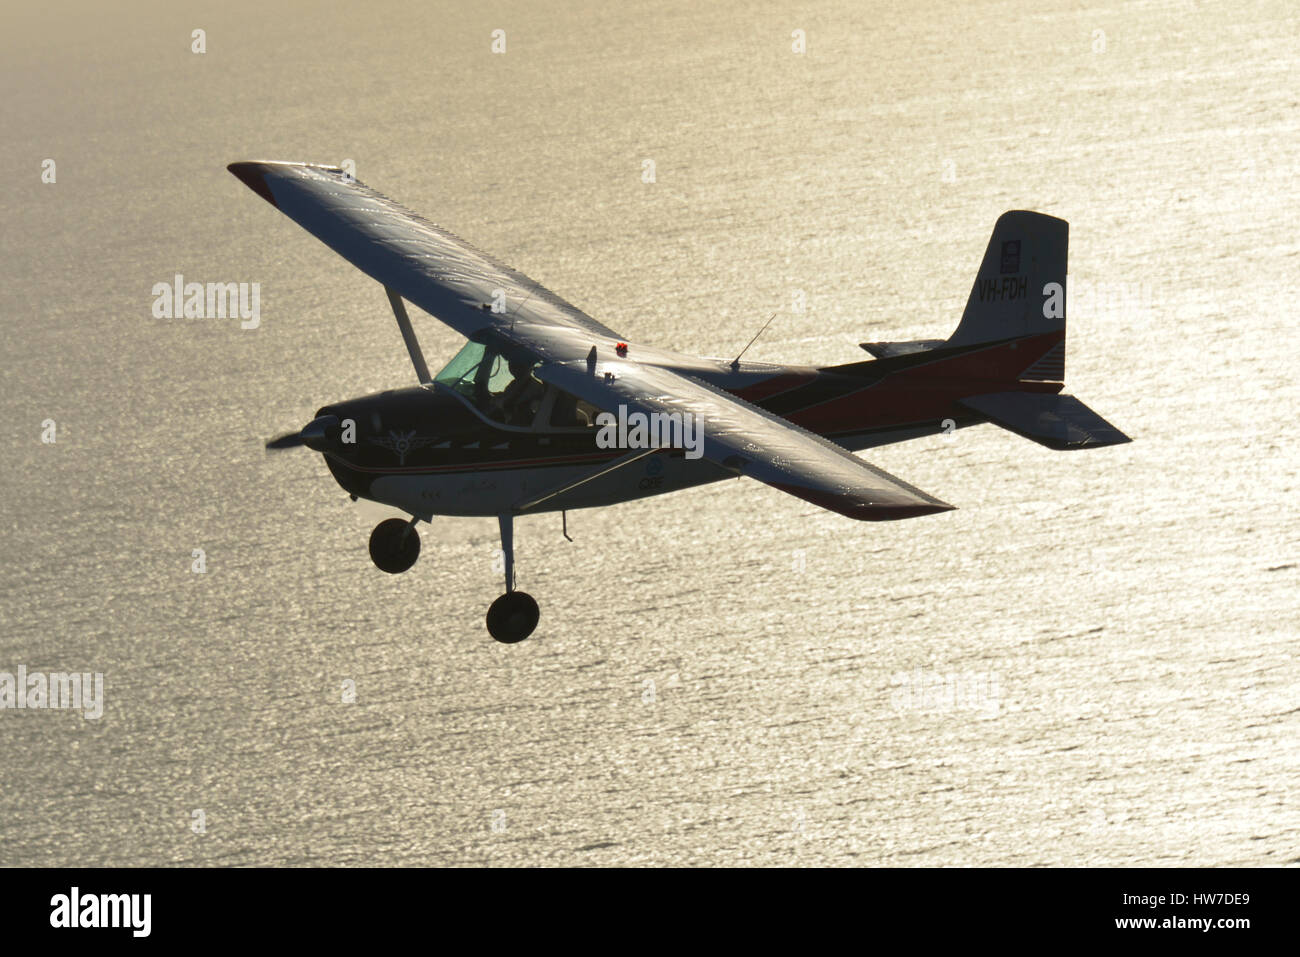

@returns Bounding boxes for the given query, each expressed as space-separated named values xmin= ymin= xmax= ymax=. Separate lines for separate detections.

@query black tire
xmin=486 ymin=591 xmax=540 ymax=643
xmin=369 ymin=518 xmax=420 ymax=574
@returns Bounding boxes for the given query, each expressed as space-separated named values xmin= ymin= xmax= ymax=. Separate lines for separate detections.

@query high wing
xmin=227 ymin=161 xmax=625 ymax=360
xmin=228 ymin=160 xmax=954 ymax=521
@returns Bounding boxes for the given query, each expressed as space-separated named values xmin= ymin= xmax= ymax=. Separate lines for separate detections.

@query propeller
xmin=265 ymin=415 xmax=339 ymax=452
xmin=266 ymin=430 xmax=306 ymax=450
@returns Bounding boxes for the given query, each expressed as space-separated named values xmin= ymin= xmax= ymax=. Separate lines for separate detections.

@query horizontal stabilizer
xmin=958 ymin=392 xmax=1131 ymax=450
xmin=859 ymin=339 xmax=946 ymax=359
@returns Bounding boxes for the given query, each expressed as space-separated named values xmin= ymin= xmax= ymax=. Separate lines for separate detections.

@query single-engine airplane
xmin=230 ymin=161 xmax=1130 ymax=643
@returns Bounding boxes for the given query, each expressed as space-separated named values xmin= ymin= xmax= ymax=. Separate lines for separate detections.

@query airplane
xmin=230 ymin=161 xmax=1131 ymax=644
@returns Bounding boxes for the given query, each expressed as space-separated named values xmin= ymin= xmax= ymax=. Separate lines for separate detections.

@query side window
xmin=548 ymin=389 xmax=603 ymax=429
xmin=488 ymin=359 xmax=545 ymax=426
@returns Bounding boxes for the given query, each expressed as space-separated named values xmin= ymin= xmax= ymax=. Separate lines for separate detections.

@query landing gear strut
xmin=486 ymin=513 xmax=539 ymax=643
xmin=369 ymin=517 xmax=420 ymax=574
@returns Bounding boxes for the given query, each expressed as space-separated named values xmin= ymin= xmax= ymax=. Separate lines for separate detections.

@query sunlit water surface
xmin=1 ymin=0 xmax=1296 ymax=865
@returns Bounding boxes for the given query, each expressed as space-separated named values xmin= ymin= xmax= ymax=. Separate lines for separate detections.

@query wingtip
xmin=774 ymin=483 xmax=956 ymax=521
xmin=227 ymin=161 xmax=279 ymax=208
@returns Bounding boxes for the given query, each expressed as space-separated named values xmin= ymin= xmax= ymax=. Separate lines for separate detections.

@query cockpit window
xmin=434 ymin=340 xmax=607 ymax=430
xmin=434 ymin=340 xmax=488 ymax=398
xmin=434 ymin=340 xmax=544 ymax=426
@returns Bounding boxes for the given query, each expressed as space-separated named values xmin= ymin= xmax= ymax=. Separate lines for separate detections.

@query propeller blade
xmin=266 ymin=430 xmax=306 ymax=450
xmin=265 ymin=415 xmax=340 ymax=452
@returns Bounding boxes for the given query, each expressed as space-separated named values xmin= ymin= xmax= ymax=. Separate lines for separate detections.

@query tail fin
xmin=859 ymin=211 xmax=1068 ymax=375
xmin=947 ymin=211 xmax=1067 ymax=378
xmin=950 ymin=213 xmax=1130 ymax=449
xmin=848 ymin=212 xmax=1130 ymax=449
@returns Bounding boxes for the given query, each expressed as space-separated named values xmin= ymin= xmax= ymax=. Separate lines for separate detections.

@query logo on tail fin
xmin=1000 ymin=240 xmax=1021 ymax=274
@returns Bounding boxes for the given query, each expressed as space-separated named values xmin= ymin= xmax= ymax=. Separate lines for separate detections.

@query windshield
xmin=434 ymin=340 xmax=543 ymax=426
xmin=433 ymin=339 xmax=489 ymax=397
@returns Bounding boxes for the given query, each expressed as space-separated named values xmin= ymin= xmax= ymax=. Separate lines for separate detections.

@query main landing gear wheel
xmin=485 ymin=512 xmax=540 ymax=642
xmin=369 ymin=518 xmax=420 ymax=574
xmin=486 ymin=591 xmax=540 ymax=643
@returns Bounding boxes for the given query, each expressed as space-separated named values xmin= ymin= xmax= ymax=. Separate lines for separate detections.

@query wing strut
xmin=385 ymin=287 xmax=432 ymax=384
xmin=514 ymin=447 xmax=658 ymax=513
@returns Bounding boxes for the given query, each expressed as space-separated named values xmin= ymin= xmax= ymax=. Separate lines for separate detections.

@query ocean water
xmin=1 ymin=0 xmax=1296 ymax=866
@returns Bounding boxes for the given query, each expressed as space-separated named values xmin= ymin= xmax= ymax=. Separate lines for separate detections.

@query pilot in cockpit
xmin=497 ymin=358 xmax=545 ymax=426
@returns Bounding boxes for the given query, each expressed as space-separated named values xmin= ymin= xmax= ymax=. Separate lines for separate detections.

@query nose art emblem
xmin=371 ymin=429 xmax=433 ymax=465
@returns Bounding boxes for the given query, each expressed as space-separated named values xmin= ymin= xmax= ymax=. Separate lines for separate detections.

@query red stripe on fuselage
xmin=328 ymin=449 xmax=628 ymax=476
xmin=732 ymin=371 xmax=819 ymax=403
xmin=764 ymin=332 xmax=1065 ymax=435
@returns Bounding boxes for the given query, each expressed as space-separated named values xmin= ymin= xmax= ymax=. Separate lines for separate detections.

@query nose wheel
xmin=369 ymin=517 xmax=420 ymax=574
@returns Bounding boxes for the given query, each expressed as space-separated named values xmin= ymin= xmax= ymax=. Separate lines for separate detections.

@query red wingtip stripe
xmin=772 ymin=483 xmax=956 ymax=522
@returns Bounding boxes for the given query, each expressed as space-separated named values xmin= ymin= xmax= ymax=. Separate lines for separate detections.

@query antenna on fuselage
xmin=730 ymin=312 xmax=778 ymax=371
